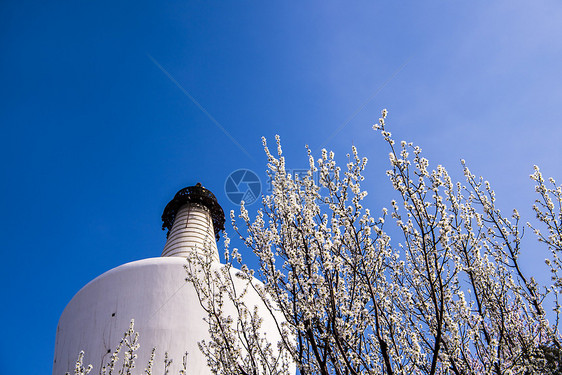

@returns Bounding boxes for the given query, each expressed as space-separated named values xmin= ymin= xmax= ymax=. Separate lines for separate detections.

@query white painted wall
xmin=54 ymin=257 xmax=209 ymax=374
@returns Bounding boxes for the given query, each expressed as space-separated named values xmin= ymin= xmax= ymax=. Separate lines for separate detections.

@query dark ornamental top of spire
xmin=161 ymin=183 xmax=225 ymax=241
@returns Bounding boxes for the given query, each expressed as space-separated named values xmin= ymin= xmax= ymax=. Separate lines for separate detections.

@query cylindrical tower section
xmin=161 ymin=203 xmax=219 ymax=260
xmin=161 ymin=183 xmax=225 ymax=261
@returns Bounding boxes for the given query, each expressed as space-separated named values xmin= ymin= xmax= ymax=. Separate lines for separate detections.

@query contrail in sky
xmin=147 ymin=54 xmax=254 ymax=161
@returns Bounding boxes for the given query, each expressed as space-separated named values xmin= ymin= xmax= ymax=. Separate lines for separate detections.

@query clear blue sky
xmin=2 ymin=1 xmax=562 ymax=374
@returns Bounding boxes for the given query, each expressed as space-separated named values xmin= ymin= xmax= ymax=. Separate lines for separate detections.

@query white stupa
xmin=52 ymin=184 xmax=289 ymax=374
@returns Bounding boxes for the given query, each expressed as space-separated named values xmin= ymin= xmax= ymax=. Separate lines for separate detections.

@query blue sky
xmin=2 ymin=1 xmax=562 ymax=374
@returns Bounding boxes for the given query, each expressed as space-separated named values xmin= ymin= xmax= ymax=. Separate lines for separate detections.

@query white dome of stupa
xmin=52 ymin=184 xmax=291 ymax=374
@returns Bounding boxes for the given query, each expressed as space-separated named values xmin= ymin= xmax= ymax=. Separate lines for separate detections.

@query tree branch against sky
xmin=187 ymin=111 xmax=562 ymax=374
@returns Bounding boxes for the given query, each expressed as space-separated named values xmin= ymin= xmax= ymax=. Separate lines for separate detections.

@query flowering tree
xmin=188 ymin=110 xmax=562 ymax=375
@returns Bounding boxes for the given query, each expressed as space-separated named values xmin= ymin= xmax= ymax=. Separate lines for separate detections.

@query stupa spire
xmin=160 ymin=183 xmax=225 ymax=260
